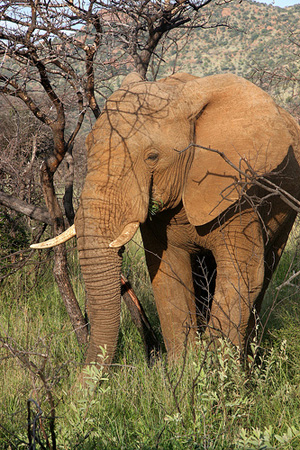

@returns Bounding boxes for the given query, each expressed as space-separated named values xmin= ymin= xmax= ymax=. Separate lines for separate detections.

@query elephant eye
xmin=145 ymin=151 xmax=159 ymax=163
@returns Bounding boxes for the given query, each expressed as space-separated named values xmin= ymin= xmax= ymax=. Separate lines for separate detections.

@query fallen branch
xmin=121 ymin=274 xmax=160 ymax=361
xmin=0 ymin=191 xmax=51 ymax=224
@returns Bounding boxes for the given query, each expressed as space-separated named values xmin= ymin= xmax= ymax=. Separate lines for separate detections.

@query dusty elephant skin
xmin=44 ymin=72 xmax=300 ymax=367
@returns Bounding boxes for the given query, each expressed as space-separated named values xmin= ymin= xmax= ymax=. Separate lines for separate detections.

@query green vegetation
xmin=1 ymin=234 xmax=300 ymax=449
xmin=0 ymin=211 xmax=29 ymax=257
xmin=1 ymin=1 xmax=300 ymax=447
xmin=158 ymin=0 xmax=300 ymax=111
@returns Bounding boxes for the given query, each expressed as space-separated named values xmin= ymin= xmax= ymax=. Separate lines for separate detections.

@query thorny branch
xmin=0 ymin=0 xmax=235 ymax=357
xmin=1 ymin=337 xmax=57 ymax=449
xmin=176 ymin=143 xmax=300 ymax=213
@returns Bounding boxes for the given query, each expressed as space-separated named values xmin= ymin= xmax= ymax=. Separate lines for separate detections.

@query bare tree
xmin=95 ymin=0 xmax=233 ymax=78
xmin=0 ymin=0 xmax=235 ymax=352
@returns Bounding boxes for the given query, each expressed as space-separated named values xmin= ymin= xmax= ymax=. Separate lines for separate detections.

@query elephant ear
xmin=181 ymin=74 xmax=293 ymax=226
xmin=157 ymin=72 xmax=198 ymax=85
xmin=121 ymin=72 xmax=144 ymax=87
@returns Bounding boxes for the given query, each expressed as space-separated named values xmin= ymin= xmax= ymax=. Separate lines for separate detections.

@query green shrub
xmin=1 ymin=239 xmax=300 ymax=448
xmin=0 ymin=210 xmax=30 ymax=276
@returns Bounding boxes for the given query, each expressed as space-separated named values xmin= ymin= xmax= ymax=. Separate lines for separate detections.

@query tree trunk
xmin=40 ymin=161 xmax=88 ymax=347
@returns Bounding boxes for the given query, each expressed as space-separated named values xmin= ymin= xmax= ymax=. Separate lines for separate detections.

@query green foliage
xmin=0 ymin=210 xmax=29 ymax=254
xmin=260 ymin=225 xmax=300 ymax=334
xmin=158 ymin=0 xmax=300 ymax=111
xmin=237 ymin=425 xmax=300 ymax=449
xmin=148 ymin=199 xmax=164 ymax=218
xmin=1 ymin=243 xmax=300 ymax=449
xmin=1 ymin=0 xmax=300 ymax=446
xmin=0 ymin=210 xmax=30 ymax=278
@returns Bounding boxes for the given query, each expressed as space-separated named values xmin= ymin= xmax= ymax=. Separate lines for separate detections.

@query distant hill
xmin=158 ymin=0 xmax=300 ymax=115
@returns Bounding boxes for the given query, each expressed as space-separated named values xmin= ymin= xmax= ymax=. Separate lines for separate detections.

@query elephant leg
xmin=141 ymin=224 xmax=197 ymax=357
xmin=245 ymin=209 xmax=297 ymax=345
xmin=206 ymin=210 xmax=265 ymax=350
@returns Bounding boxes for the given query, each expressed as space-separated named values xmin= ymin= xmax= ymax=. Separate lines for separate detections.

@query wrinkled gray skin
xmin=74 ymin=72 xmax=300 ymax=367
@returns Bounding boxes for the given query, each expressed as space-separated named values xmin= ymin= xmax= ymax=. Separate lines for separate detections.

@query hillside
xmin=158 ymin=0 xmax=300 ymax=114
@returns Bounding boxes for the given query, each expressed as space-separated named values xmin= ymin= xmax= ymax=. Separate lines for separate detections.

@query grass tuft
xmin=1 ymin=237 xmax=300 ymax=448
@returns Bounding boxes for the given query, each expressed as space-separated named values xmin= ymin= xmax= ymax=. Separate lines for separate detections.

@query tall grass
xmin=1 ymin=235 xmax=300 ymax=449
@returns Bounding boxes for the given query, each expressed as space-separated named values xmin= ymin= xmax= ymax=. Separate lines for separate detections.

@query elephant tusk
xmin=30 ymin=224 xmax=76 ymax=249
xmin=109 ymin=222 xmax=140 ymax=248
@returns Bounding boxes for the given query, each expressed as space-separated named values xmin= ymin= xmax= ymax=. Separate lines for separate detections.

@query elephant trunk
xmin=74 ymin=136 xmax=150 ymax=367
xmin=76 ymin=206 xmax=123 ymax=367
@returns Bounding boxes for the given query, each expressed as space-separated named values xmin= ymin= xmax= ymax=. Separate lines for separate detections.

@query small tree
xmin=0 ymin=0 xmax=235 ymax=349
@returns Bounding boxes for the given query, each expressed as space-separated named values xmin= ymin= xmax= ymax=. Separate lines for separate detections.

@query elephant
xmin=32 ymin=72 xmax=300 ymax=368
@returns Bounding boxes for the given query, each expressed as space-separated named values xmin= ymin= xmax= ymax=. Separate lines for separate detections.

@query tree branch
xmin=0 ymin=191 xmax=51 ymax=224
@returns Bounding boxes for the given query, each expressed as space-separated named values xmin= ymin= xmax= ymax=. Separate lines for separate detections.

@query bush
xmin=1 ymin=239 xmax=300 ymax=448
xmin=0 ymin=209 xmax=30 ymax=278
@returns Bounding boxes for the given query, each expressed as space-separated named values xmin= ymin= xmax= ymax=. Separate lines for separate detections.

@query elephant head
xmin=32 ymin=72 xmax=300 ymax=366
